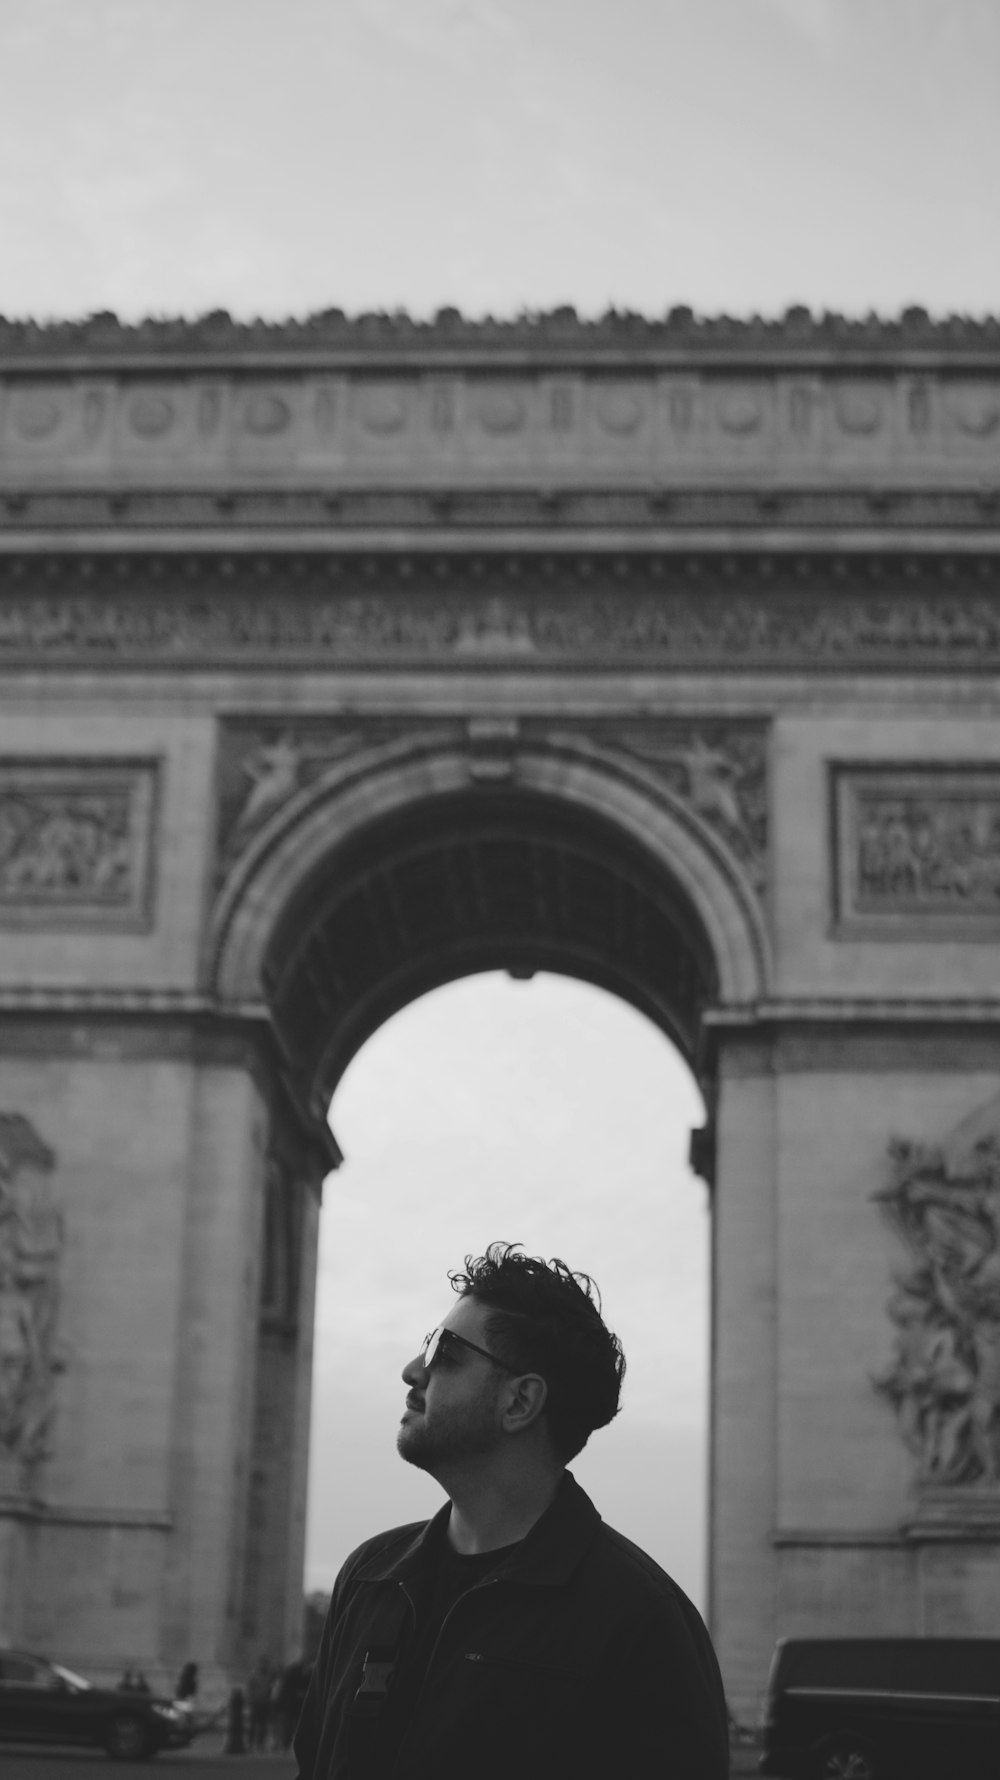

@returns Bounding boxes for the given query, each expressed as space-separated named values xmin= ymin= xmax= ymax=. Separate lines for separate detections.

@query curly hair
xmin=449 ymin=1241 xmax=626 ymax=1462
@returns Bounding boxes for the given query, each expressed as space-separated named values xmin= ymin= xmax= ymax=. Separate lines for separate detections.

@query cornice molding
xmin=0 ymin=987 xmax=217 ymax=1012
xmin=707 ymin=998 xmax=1000 ymax=1026
xmin=771 ymin=1528 xmax=908 ymax=1547
xmin=1 ymin=308 xmax=999 ymax=370
xmin=1 ymin=486 xmax=998 ymax=540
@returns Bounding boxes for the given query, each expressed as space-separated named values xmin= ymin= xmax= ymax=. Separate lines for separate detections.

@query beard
xmin=396 ymin=1385 xmax=502 ymax=1475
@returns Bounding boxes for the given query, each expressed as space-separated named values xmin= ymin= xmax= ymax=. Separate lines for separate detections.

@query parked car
xmin=0 ymin=1648 xmax=193 ymax=1760
xmin=759 ymin=1636 xmax=1000 ymax=1780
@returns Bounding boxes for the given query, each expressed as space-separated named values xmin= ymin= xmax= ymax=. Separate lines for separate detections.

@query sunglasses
xmin=420 ymin=1324 xmax=522 ymax=1375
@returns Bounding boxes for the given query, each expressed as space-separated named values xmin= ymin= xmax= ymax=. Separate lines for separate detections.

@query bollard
xmin=224 ymin=1685 xmax=246 ymax=1755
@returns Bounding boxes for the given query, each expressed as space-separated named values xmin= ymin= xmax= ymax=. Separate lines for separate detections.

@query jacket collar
xmin=355 ymin=1470 xmax=601 ymax=1589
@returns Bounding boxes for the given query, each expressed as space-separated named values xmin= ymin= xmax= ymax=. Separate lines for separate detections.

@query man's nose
xmin=401 ymin=1352 xmax=427 ymax=1386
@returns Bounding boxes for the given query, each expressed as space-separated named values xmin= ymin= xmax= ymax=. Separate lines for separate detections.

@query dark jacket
xmin=293 ymin=1471 xmax=729 ymax=1780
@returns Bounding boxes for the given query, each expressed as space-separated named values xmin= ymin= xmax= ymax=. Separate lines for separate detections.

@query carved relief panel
xmin=875 ymin=1101 xmax=1000 ymax=1493
xmin=832 ymin=766 xmax=1000 ymax=935
xmin=0 ymin=1114 xmax=65 ymax=1480
xmin=0 ymin=759 xmax=159 ymax=927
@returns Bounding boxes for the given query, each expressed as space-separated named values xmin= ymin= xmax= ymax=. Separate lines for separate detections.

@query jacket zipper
xmin=391 ymin=1576 xmax=500 ymax=1778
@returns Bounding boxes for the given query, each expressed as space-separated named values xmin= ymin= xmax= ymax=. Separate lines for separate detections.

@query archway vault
xmin=210 ymin=732 xmax=770 ymax=1122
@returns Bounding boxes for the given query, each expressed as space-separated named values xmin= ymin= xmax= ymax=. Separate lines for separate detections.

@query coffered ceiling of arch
xmin=258 ymin=786 xmax=723 ymax=1104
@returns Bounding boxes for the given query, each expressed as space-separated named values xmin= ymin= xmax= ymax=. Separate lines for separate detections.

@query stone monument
xmin=0 ymin=308 xmax=998 ymax=1711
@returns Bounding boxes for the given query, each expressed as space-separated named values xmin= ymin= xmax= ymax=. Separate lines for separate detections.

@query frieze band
xmin=1 ymin=558 xmax=1000 ymax=668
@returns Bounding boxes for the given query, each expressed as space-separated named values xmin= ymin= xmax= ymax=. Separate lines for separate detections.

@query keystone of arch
xmin=209 ymin=733 xmax=770 ymax=1013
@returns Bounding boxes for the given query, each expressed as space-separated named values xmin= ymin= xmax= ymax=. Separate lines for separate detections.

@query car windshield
xmin=52 ymin=1664 xmax=91 ymax=1691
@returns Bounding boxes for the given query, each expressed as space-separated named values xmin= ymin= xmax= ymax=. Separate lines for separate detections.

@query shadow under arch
xmin=211 ymin=737 xmax=768 ymax=1126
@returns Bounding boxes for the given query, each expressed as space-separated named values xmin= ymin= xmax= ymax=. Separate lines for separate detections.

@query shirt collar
xmin=353 ymin=1471 xmax=601 ymax=1589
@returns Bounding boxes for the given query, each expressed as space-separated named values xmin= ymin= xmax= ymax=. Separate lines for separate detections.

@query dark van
xmin=759 ymin=1637 xmax=1000 ymax=1779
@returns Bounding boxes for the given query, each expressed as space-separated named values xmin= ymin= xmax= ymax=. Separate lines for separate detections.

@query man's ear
xmin=500 ymin=1373 xmax=548 ymax=1436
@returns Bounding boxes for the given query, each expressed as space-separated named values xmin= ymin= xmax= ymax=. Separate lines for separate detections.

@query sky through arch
xmin=305 ymin=969 xmax=709 ymax=1609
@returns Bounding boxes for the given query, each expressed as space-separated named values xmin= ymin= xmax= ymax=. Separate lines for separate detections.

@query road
xmin=0 ymin=1740 xmax=761 ymax=1778
xmin=0 ymin=1746 xmax=294 ymax=1780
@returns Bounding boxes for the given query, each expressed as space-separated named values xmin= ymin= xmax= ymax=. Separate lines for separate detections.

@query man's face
xmin=397 ymin=1295 xmax=510 ymax=1475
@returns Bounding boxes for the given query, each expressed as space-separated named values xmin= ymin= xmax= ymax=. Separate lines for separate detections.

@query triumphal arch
xmin=1 ymin=308 xmax=999 ymax=1713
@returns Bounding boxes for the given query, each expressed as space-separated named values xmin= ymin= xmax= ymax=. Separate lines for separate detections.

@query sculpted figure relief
xmin=875 ymin=1102 xmax=1000 ymax=1487
xmin=220 ymin=725 xmax=408 ymax=864
xmin=227 ymin=734 xmax=305 ymax=851
xmin=3 ymin=576 xmax=1000 ymax=671
xmin=0 ymin=786 xmax=134 ymax=905
xmin=856 ymin=791 xmax=1000 ymax=911
xmin=606 ymin=723 xmax=768 ymax=893
xmin=635 ymin=735 xmax=748 ymax=834
xmin=0 ymin=1114 xmax=65 ymax=1466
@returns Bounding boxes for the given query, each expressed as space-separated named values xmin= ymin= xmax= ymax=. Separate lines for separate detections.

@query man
xmin=294 ymin=1243 xmax=729 ymax=1780
xmin=273 ymin=1654 xmax=313 ymax=1751
xmin=246 ymin=1653 xmax=275 ymax=1752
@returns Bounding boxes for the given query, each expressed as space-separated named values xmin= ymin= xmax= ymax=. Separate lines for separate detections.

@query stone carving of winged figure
xmin=227 ymin=729 xmax=373 ymax=857
xmin=229 ymin=734 xmax=304 ymax=847
xmin=647 ymin=735 xmax=748 ymax=837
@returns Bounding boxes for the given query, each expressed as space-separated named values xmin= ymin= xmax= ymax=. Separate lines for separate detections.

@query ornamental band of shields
xmin=0 ymin=310 xmax=999 ymax=1720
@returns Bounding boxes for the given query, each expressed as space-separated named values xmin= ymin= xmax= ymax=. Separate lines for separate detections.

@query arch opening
xmin=260 ymin=786 xmax=720 ymax=1119
xmin=241 ymin=770 xmax=733 ymax=1674
xmin=304 ymin=971 xmax=711 ymax=1610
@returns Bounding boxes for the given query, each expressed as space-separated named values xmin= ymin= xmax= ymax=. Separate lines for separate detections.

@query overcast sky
xmin=1 ymin=0 xmax=997 ymax=1620
xmin=1 ymin=0 xmax=998 ymax=321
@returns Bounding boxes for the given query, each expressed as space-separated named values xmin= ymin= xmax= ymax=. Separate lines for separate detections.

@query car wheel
xmin=816 ymin=1738 xmax=877 ymax=1780
xmin=105 ymin=1712 xmax=154 ymax=1761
